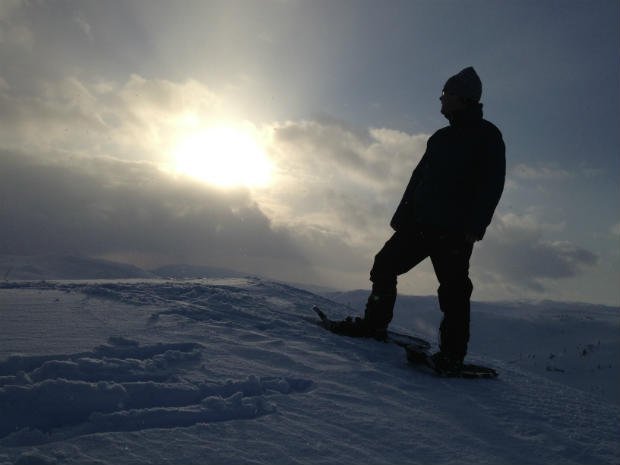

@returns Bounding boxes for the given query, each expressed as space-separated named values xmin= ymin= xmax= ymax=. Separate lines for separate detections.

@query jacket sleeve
xmin=390 ymin=149 xmax=429 ymax=231
xmin=465 ymin=129 xmax=505 ymax=239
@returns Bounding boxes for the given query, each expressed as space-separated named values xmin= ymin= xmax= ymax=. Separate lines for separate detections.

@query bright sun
xmin=171 ymin=125 xmax=272 ymax=188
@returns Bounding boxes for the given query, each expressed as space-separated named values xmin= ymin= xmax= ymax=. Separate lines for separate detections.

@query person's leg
xmin=364 ymin=229 xmax=430 ymax=331
xmin=430 ymin=236 xmax=474 ymax=362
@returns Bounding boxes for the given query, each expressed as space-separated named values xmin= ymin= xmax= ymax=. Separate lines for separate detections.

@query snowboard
xmin=312 ymin=306 xmax=430 ymax=351
xmin=404 ymin=344 xmax=498 ymax=379
xmin=313 ymin=306 xmax=498 ymax=379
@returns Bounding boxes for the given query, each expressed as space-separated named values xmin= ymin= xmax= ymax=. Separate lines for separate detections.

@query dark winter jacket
xmin=390 ymin=104 xmax=505 ymax=240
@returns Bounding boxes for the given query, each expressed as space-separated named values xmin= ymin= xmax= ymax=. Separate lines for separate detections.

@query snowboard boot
xmin=330 ymin=316 xmax=388 ymax=341
xmin=362 ymin=291 xmax=396 ymax=338
xmin=427 ymin=351 xmax=464 ymax=376
xmin=330 ymin=291 xmax=395 ymax=341
xmin=438 ymin=314 xmax=469 ymax=367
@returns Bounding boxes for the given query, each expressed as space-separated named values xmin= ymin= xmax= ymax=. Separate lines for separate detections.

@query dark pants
xmin=366 ymin=228 xmax=474 ymax=360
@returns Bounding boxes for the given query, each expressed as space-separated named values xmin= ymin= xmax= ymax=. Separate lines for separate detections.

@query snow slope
xmin=0 ymin=278 xmax=618 ymax=465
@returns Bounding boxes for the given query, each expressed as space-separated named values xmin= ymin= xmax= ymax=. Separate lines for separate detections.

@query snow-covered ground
xmin=1 ymin=276 xmax=618 ymax=464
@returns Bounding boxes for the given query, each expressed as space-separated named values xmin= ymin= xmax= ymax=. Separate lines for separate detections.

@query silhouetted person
xmin=335 ymin=67 xmax=505 ymax=374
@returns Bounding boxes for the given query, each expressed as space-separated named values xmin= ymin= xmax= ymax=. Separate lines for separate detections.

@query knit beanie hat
xmin=443 ymin=67 xmax=482 ymax=102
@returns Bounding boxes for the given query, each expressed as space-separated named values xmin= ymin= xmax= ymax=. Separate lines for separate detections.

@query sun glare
xmin=172 ymin=125 xmax=272 ymax=188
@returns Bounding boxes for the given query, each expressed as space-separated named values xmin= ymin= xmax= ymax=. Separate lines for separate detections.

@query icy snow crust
xmin=0 ymin=278 xmax=618 ymax=464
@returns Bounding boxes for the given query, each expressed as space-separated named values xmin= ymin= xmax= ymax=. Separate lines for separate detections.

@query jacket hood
xmin=447 ymin=103 xmax=484 ymax=127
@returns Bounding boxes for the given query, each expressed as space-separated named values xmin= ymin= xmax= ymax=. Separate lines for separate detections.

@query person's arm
xmin=390 ymin=148 xmax=430 ymax=231
xmin=465 ymin=129 xmax=505 ymax=240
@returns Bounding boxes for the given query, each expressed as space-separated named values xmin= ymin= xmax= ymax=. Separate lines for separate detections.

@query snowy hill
xmin=1 ymin=278 xmax=619 ymax=465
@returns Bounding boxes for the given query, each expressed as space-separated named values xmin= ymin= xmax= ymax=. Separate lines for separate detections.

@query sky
xmin=0 ymin=0 xmax=618 ymax=305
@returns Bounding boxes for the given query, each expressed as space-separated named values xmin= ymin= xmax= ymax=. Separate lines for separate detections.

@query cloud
xmin=0 ymin=74 xmax=223 ymax=162
xmin=0 ymin=1 xmax=33 ymax=49
xmin=506 ymin=163 xmax=573 ymax=196
xmin=511 ymin=163 xmax=572 ymax=181
xmin=0 ymin=151 xmax=318 ymax=284
xmin=473 ymin=212 xmax=598 ymax=293
xmin=72 ymin=12 xmax=92 ymax=40
xmin=264 ymin=118 xmax=428 ymax=246
xmin=271 ymin=119 xmax=426 ymax=190
xmin=0 ymin=0 xmax=22 ymax=19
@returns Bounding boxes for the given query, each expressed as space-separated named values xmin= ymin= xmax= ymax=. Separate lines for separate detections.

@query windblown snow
xmin=0 ymin=273 xmax=618 ymax=464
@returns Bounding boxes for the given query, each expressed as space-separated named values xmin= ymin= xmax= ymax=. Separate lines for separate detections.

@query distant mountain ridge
xmin=152 ymin=263 xmax=249 ymax=279
xmin=0 ymin=255 xmax=256 ymax=281
xmin=3 ymin=254 xmax=618 ymax=314
xmin=0 ymin=254 xmax=154 ymax=280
